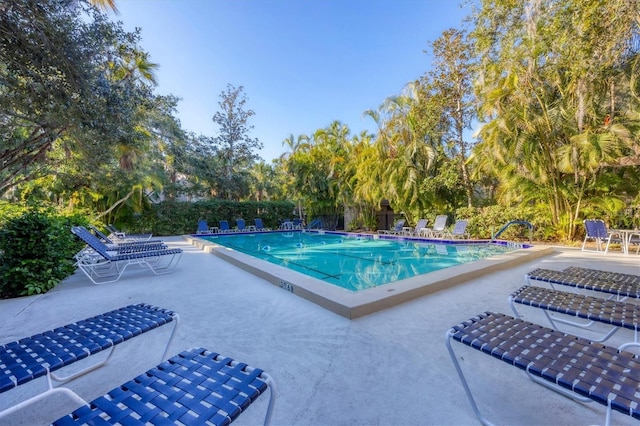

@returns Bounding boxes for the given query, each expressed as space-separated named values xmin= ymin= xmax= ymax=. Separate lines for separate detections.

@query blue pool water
xmin=201 ymin=231 xmax=516 ymax=291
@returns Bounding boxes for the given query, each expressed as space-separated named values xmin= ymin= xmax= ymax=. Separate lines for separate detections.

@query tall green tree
xmin=280 ymin=133 xmax=310 ymax=160
xmin=422 ymin=28 xmax=477 ymax=207
xmin=208 ymin=84 xmax=262 ymax=200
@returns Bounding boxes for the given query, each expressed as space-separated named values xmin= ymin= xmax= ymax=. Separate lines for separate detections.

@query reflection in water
xmin=203 ymin=233 xmax=512 ymax=291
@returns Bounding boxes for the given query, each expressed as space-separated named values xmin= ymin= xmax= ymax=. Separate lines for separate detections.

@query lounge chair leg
xmin=605 ymin=399 xmax=613 ymax=426
xmin=261 ymin=372 xmax=277 ymax=426
xmin=50 ymin=346 xmax=116 ymax=384
xmin=618 ymin=330 xmax=640 ymax=352
xmin=161 ymin=313 xmax=180 ymax=361
xmin=0 ymin=372 xmax=88 ymax=420
xmin=445 ymin=329 xmax=495 ymax=426
xmin=49 ymin=312 xmax=179 ymax=384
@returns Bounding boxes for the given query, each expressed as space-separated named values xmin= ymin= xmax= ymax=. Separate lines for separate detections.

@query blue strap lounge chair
xmin=402 ymin=218 xmax=428 ymax=237
xmin=106 ymin=224 xmax=153 ymax=242
xmin=254 ymin=218 xmax=270 ymax=231
xmin=219 ymin=220 xmax=232 ymax=233
xmin=377 ymin=218 xmax=406 ymax=235
xmin=0 ymin=304 xmax=179 ymax=420
xmin=72 ymin=226 xmax=183 ymax=284
xmin=88 ymin=225 xmax=166 ymax=250
xmin=509 ymin=285 xmax=640 ymax=351
xmin=52 ymin=347 xmax=276 ymax=426
xmin=446 ymin=311 xmax=640 ymax=426
xmin=196 ymin=219 xmax=219 ymax=234
xmin=444 ymin=219 xmax=470 ymax=239
xmin=526 ymin=267 xmax=640 ymax=300
xmin=581 ymin=219 xmax=623 ymax=254
xmin=76 ymin=226 xmax=166 ymax=256
xmin=423 ymin=215 xmax=448 ymax=238
xmin=235 ymin=218 xmax=248 ymax=232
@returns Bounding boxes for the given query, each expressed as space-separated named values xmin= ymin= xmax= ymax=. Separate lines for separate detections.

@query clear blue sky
xmin=112 ymin=1 xmax=471 ymax=162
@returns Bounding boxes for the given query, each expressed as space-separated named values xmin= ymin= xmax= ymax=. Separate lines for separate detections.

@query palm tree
xmin=249 ymin=161 xmax=275 ymax=201
xmin=365 ymin=84 xmax=436 ymax=219
xmin=110 ymin=49 xmax=159 ymax=85
xmin=280 ymin=133 xmax=310 ymax=160
xmin=89 ymin=0 xmax=118 ymax=13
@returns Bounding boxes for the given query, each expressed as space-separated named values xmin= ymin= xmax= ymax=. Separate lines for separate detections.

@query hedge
xmin=0 ymin=209 xmax=88 ymax=298
xmin=116 ymin=200 xmax=296 ymax=236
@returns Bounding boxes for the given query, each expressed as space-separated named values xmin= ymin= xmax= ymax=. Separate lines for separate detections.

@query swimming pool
xmin=199 ymin=231 xmax=513 ymax=291
xmin=188 ymin=231 xmax=552 ymax=318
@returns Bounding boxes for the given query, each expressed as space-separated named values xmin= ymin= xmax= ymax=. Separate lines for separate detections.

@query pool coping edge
xmin=184 ymin=234 xmax=555 ymax=319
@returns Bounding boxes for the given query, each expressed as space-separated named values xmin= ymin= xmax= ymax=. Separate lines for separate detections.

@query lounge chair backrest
xmin=584 ymin=219 xmax=608 ymax=238
xmin=451 ymin=220 xmax=468 ymax=235
xmin=72 ymin=226 xmax=112 ymax=260
xmin=197 ymin=219 xmax=209 ymax=233
xmin=255 ymin=218 xmax=265 ymax=230
xmin=306 ymin=218 xmax=322 ymax=229
xmin=89 ymin=225 xmax=114 ymax=244
xmin=236 ymin=219 xmax=245 ymax=230
xmin=219 ymin=220 xmax=230 ymax=231
xmin=413 ymin=219 xmax=428 ymax=234
xmin=393 ymin=219 xmax=406 ymax=231
xmin=433 ymin=215 xmax=448 ymax=231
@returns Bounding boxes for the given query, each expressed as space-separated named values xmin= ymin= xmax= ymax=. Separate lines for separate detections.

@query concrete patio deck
xmin=1 ymin=237 xmax=639 ymax=425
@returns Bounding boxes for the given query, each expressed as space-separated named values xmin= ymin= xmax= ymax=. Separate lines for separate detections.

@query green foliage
xmin=0 ymin=0 xmax=156 ymax=194
xmin=470 ymin=0 xmax=640 ymax=239
xmin=200 ymin=85 xmax=263 ymax=200
xmin=121 ymin=200 xmax=295 ymax=235
xmin=0 ymin=209 xmax=88 ymax=298
xmin=0 ymin=201 xmax=28 ymax=227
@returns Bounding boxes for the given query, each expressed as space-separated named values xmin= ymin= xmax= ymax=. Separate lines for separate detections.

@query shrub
xmin=0 ymin=210 xmax=87 ymax=298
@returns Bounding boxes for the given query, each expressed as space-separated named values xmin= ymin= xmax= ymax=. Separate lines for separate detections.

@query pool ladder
xmin=493 ymin=220 xmax=533 ymax=242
